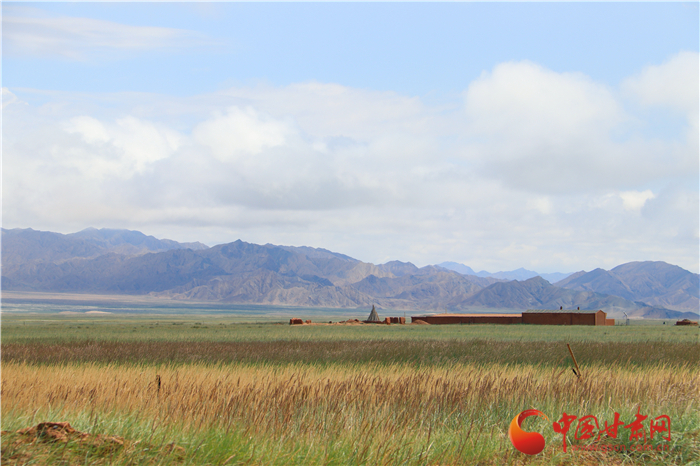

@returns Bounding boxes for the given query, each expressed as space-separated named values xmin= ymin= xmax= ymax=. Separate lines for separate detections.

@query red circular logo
xmin=508 ymin=409 xmax=549 ymax=455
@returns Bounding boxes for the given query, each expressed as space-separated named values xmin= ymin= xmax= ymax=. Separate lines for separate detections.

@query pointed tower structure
xmin=367 ymin=305 xmax=380 ymax=322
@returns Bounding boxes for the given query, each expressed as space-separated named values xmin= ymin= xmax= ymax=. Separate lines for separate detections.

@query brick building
xmin=410 ymin=313 xmax=523 ymax=325
xmin=411 ymin=309 xmax=613 ymax=326
xmin=522 ymin=309 xmax=613 ymax=326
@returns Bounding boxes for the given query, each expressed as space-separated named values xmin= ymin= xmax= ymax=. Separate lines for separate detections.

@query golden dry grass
xmin=3 ymin=318 xmax=699 ymax=465
xmin=4 ymin=362 xmax=695 ymax=420
xmin=3 ymin=361 xmax=698 ymax=465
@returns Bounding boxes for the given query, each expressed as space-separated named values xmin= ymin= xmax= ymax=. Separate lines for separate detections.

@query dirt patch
xmin=1 ymin=422 xmax=185 ymax=464
xmin=338 ymin=319 xmax=363 ymax=325
xmin=7 ymin=422 xmax=124 ymax=450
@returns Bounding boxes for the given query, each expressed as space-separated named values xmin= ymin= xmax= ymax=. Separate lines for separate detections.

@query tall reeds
xmin=3 ymin=361 xmax=698 ymax=464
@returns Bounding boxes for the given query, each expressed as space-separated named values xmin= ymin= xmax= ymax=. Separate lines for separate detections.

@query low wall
xmin=411 ymin=314 xmax=523 ymax=325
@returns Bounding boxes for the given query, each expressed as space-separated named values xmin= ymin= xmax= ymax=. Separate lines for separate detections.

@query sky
xmin=2 ymin=2 xmax=699 ymax=274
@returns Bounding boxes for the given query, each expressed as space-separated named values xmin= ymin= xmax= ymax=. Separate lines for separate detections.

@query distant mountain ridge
xmin=70 ymin=228 xmax=208 ymax=253
xmin=554 ymin=261 xmax=699 ymax=312
xmin=2 ymin=228 xmax=697 ymax=320
xmin=438 ymin=262 xmax=572 ymax=283
xmin=461 ymin=276 xmax=674 ymax=319
xmin=1 ymin=227 xmax=207 ymax=267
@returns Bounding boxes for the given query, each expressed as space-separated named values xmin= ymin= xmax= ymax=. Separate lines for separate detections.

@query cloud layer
xmin=3 ymin=52 xmax=698 ymax=273
xmin=3 ymin=7 xmax=214 ymax=60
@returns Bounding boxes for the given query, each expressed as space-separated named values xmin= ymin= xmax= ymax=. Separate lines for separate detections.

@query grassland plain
xmin=2 ymin=313 xmax=699 ymax=465
xmin=2 ymin=313 xmax=697 ymax=344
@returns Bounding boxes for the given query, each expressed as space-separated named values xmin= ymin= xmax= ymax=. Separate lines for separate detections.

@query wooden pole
xmin=567 ymin=344 xmax=581 ymax=378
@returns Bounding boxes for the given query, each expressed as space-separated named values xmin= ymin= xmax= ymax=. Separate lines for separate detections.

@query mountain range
xmin=2 ymin=228 xmax=698 ymax=320
xmin=438 ymin=262 xmax=571 ymax=283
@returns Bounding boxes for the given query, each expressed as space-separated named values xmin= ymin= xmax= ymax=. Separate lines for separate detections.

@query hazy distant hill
xmin=555 ymin=261 xmax=699 ymax=312
xmin=458 ymin=276 xmax=695 ymax=319
xmin=439 ymin=262 xmax=478 ymax=276
xmin=69 ymin=228 xmax=208 ymax=254
xmin=347 ymin=269 xmax=485 ymax=311
xmin=1 ymin=228 xmax=207 ymax=267
xmin=438 ymin=262 xmax=571 ymax=283
xmin=2 ymin=228 xmax=697 ymax=318
xmin=2 ymin=228 xmax=105 ymax=266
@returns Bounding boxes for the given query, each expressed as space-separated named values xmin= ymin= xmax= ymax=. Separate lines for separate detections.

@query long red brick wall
xmin=411 ymin=310 xmax=609 ymax=326
xmin=522 ymin=310 xmax=606 ymax=326
xmin=411 ymin=315 xmax=523 ymax=325
xmin=522 ymin=313 xmax=591 ymax=325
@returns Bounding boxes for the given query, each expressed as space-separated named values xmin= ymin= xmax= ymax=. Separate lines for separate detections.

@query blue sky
xmin=3 ymin=2 xmax=699 ymax=274
xmin=4 ymin=3 xmax=697 ymax=96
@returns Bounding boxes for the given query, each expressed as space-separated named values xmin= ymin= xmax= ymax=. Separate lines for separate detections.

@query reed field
xmin=2 ymin=313 xmax=699 ymax=465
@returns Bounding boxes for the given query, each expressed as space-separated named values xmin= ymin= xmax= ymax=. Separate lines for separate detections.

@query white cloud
xmin=462 ymin=61 xmax=629 ymax=192
xmin=62 ymin=116 xmax=183 ymax=178
xmin=619 ymin=190 xmax=655 ymax=212
xmin=2 ymin=53 xmax=698 ymax=273
xmin=622 ymin=51 xmax=699 ymax=116
xmin=526 ymin=197 xmax=553 ymax=215
xmin=460 ymin=59 xmax=697 ymax=195
xmin=622 ymin=51 xmax=699 ymax=152
xmin=3 ymin=8 xmax=213 ymax=60
xmin=192 ymin=107 xmax=295 ymax=162
xmin=2 ymin=87 xmax=26 ymax=109
xmin=465 ymin=61 xmax=622 ymax=141
xmin=65 ymin=116 xmax=111 ymax=144
xmin=220 ymin=82 xmax=447 ymax=143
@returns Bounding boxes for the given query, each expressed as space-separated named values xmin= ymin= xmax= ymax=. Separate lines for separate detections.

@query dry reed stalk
xmin=3 ymin=361 xmax=697 ymax=447
xmin=567 ymin=343 xmax=582 ymax=378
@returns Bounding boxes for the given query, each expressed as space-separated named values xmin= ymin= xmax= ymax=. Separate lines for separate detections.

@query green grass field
xmin=2 ymin=313 xmax=697 ymax=344
xmin=2 ymin=306 xmax=699 ymax=465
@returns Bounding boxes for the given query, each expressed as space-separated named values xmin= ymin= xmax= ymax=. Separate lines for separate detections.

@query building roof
xmin=412 ymin=313 xmax=522 ymax=318
xmin=524 ymin=309 xmax=602 ymax=314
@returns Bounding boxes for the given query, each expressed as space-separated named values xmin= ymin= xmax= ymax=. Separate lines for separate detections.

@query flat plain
xmin=1 ymin=305 xmax=699 ymax=465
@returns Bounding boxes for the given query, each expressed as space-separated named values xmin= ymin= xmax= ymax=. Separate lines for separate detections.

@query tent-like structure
xmin=366 ymin=305 xmax=380 ymax=322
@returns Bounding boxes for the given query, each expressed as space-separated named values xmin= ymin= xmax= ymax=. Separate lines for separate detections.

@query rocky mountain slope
xmin=554 ymin=261 xmax=699 ymax=312
xmin=2 ymin=228 xmax=697 ymax=319
xmin=1 ymin=228 xmax=206 ymax=267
